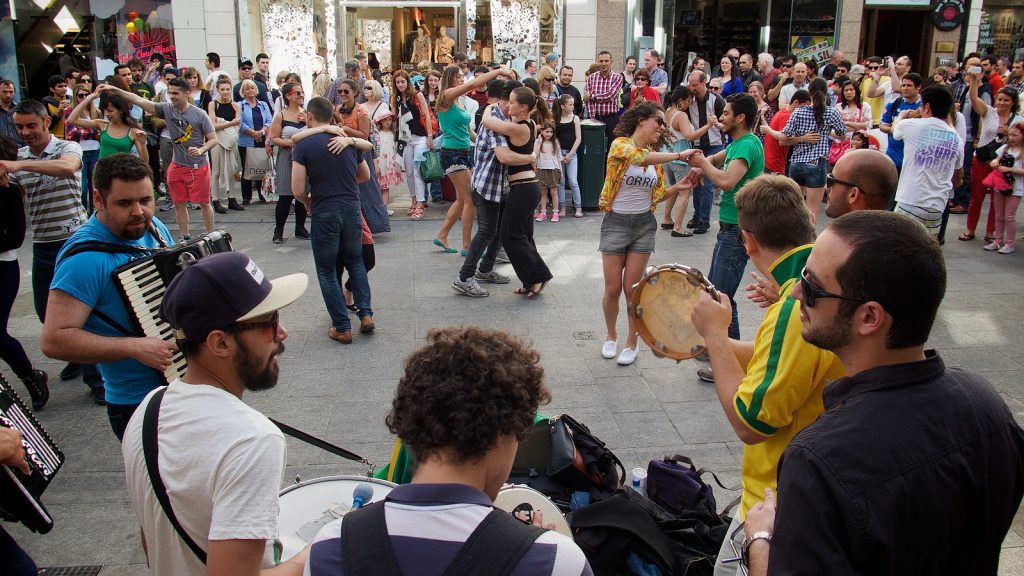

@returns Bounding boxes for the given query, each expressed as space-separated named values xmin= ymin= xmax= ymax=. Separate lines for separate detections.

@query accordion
xmin=113 ymin=230 xmax=233 ymax=384
xmin=0 ymin=373 xmax=64 ymax=533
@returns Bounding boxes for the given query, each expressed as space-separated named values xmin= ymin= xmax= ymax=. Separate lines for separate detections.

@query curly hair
xmin=386 ymin=327 xmax=551 ymax=464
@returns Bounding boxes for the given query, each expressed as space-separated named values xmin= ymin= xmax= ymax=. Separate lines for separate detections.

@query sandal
xmin=514 ymin=287 xmax=532 ymax=295
xmin=958 ymin=232 xmax=975 ymax=241
xmin=527 ymin=280 xmax=550 ymax=299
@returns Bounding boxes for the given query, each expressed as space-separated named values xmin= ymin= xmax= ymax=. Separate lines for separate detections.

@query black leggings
xmin=500 ymin=179 xmax=552 ymax=288
xmin=340 ymin=243 xmax=376 ymax=293
xmin=274 ymin=196 xmax=308 ymax=234
xmin=0 ymin=260 xmax=32 ymax=378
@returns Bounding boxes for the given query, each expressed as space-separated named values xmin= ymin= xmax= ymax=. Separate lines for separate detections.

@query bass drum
xmin=277 ymin=475 xmax=396 ymax=561
xmin=494 ymin=484 xmax=572 ymax=538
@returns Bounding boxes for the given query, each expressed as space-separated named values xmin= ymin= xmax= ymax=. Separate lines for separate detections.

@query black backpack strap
xmin=142 ymin=387 xmax=208 ymax=564
xmin=441 ymin=509 xmax=545 ymax=576
xmin=342 ymin=501 xmax=401 ymax=576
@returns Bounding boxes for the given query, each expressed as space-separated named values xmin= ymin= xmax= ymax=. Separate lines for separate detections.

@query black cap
xmin=501 ymin=80 xmax=523 ymax=100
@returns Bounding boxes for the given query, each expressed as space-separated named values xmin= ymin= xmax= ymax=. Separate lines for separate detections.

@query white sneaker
xmin=601 ymin=340 xmax=618 ymax=359
xmin=998 ymin=244 xmax=1016 ymax=254
xmin=616 ymin=347 xmax=638 ymax=366
xmin=983 ymin=241 xmax=1000 ymax=251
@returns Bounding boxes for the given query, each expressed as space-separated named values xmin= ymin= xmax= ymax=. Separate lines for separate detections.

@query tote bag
xmin=243 ymin=146 xmax=270 ymax=181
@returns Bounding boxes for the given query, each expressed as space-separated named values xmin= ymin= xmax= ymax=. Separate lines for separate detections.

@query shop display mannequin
xmin=434 ymin=26 xmax=455 ymax=65
xmin=411 ymin=25 xmax=432 ymax=65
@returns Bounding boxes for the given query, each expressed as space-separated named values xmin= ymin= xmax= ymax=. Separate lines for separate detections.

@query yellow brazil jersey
xmin=860 ymin=76 xmax=891 ymax=127
xmin=733 ymin=244 xmax=845 ymax=518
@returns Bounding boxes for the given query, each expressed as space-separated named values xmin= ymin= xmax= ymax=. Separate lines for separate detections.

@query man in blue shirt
xmin=41 ymin=154 xmax=177 ymax=440
xmin=879 ymin=72 xmax=923 ymax=176
xmin=292 ymin=97 xmax=374 ymax=344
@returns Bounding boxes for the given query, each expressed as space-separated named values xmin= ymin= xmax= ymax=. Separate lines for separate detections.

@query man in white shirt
xmin=891 ymin=84 xmax=964 ymax=236
xmin=204 ymin=52 xmax=232 ymax=90
xmin=778 ymin=62 xmax=810 ymax=107
xmin=122 ymin=252 xmax=309 ymax=576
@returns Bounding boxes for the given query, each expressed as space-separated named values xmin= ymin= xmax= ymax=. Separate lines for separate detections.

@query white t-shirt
xmin=995 ymin=145 xmax=1023 ymax=197
xmin=893 ymin=116 xmax=964 ymax=212
xmin=122 ymin=381 xmax=286 ymax=575
xmin=206 ymin=69 xmax=233 ymax=89
xmin=612 ymin=163 xmax=657 ymax=214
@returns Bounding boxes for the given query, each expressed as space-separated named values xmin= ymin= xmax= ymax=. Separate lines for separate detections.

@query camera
xmin=968 ymin=65 xmax=983 ymax=76
xmin=999 ymin=153 xmax=1015 ymax=186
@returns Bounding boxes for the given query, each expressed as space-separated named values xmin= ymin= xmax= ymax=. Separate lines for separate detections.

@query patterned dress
xmin=376 ymin=130 xmax=403 ymax=189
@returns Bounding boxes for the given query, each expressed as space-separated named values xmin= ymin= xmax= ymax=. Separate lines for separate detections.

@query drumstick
xmin=269 ymin=418 xmax=370 ymax=465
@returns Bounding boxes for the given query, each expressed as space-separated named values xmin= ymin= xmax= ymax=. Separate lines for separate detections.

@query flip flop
xmin=527 ymin=280 xmax=550 ymax=299
xmin=957 ymin=232 xmax=975 ymax=241
xmin=432 ymin=238 xmax=458 ymax=253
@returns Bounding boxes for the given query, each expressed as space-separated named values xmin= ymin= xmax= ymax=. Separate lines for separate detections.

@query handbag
xmin=419 ymin=149 xmax=444 ymax=182
xmin=646 ymin=454 xmax=735 ymax=517
xmin=243 ymin=146 xmax=270 ymax=181
xmin=976 ymin=139 xmax=1003 ymax=162
xmin=828 ymin=107 xmax=862 ymax=165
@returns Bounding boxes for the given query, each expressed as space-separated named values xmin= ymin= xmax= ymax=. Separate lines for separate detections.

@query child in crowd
xmin=374 ymin=112 xmax=403 ymax=216
xmin=985 ymin=123 xmax=1023 ymax=254
xmin=848 ymin=130 xmax=870 ymax=152
xmin=535 ymin=122 xmax=562 ymax=222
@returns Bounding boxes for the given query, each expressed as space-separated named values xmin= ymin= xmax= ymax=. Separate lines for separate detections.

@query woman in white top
xmin=962 ymin=82 xmax=1021 ymax=241
xmin=833 ymin=79 xmax=872 ymax=162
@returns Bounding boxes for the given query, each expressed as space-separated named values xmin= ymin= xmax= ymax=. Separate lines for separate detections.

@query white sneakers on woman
xmin=602 ymin=340 xmax=638 ymax=365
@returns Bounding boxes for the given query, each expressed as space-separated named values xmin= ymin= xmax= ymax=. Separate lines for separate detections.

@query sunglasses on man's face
xmin=710 ymin=86 xmax=722 ymax=91
xmin=781 ymin=63 xmax=793 ymax=69
xmin=799 ymin=268 xmax=869 ymax=308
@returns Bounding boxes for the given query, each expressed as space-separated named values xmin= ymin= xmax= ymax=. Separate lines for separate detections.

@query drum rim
xmin=628 ymin=263 xmax=720 ymax=361
xmin=279 ymin=475 xmax=398 ymax=496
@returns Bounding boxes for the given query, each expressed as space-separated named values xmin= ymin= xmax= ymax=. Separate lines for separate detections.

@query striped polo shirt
xmin=11 ymin=136 xmax=87 ymax=243
xmin=733 ymin=244 xmax=846 ymax=518
xmin=304 ymin=483 xmax=593 ymax=576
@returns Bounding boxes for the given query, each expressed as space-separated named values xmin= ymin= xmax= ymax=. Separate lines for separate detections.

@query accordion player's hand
xmin=0 ymin=428 xmax=29 ymax=474
xmin=135 ymin=337 xmax=179 ymax=371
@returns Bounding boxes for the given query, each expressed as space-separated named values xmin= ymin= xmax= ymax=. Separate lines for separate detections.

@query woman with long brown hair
xmin=392 ymin=70 xmax=434 ymax=220
xmin=268 ymin=81 xmax=310 ymax=243
xmin=334 ymin=78 xmax=390 ymax=233
xmin=597 ymin=102 xmax=696 ymax=365
xmin=433 ymin=65 xmax=512 ymax=253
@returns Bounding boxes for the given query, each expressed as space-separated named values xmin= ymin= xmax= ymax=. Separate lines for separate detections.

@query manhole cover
xmin=572 ymin=331 xmax=596 ymax=341
xmin=39 ymin=568 xmax=103 ymax=576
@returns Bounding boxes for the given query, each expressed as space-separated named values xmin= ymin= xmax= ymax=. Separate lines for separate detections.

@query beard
xmin=824 ymin=193 xmax=851 ymax=218
xmin=802 ymin=306 xmax=854 ymax=351
xmin=235 ymin=338 xmax=284 ymax=392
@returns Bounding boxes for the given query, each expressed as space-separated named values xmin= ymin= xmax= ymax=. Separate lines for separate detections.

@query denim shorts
xmin=599 ymin=211 xmax=657 ymax=254
xmin=788 ymin=158 xmax=827 ymax=188
xmin=440 ymin=148 xmax=473 ymax=174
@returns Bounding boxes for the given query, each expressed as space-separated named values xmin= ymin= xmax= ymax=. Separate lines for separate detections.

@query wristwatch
xmin=741 ymin=531 xmax=772 ymax=566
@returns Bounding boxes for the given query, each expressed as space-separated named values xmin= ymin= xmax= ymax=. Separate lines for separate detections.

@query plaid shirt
xmin=782 ymin=105 xmax=847 ymax=164
xmin=471 ymin=105 xmax=510 ymax=202
xmin=586 ymin=71 xmax=623 ymax=117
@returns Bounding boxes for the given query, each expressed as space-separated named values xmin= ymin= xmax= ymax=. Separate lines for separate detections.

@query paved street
xmin=6 ymin=197 xmax=1024 ymax=574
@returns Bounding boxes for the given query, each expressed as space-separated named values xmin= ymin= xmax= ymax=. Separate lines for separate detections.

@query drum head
xmin=277 ymin=475 xmax=396 ymax=561
xmin=495 ymin=485 xmax=572 ymax=538
xmin=629 ymin=265 xmax=719 ymax=361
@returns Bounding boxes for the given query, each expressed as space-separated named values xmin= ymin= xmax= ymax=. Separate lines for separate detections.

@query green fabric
xmin=718 ymin=132 xmax=765 ymax=225
xmin=373 ymin=412 xmax=550 ymax=485
xmin=99 ymin=128 xmax=135 ymax=158
xmin=437 ymin=97 xmax=472 ymax=149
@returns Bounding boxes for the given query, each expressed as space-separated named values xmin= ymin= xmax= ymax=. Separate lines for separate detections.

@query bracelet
xmin=741 ymin=531 xmax=771 ymax=566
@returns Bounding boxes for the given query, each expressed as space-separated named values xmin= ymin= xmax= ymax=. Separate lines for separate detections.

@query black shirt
xmin=770 ymin=352 xmax=1024 ymax=576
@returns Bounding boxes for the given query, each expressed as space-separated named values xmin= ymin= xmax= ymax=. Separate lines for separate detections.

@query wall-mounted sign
xmin=932 ymin=0 xmax=966 ymax=32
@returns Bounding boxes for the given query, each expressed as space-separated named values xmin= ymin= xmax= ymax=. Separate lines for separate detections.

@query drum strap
xmin=142 ymin=387 xmax=208 ymax=564
xmin=341 ymin=502 xmax=544 ymax=576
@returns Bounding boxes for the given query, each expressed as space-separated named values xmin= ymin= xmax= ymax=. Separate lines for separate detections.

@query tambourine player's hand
xmin=691 ymin=290 xmax=732 ymax=340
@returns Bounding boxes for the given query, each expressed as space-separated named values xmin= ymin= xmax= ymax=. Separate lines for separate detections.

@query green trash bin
xmin=578 ymin=119 xmax=608 ymax=210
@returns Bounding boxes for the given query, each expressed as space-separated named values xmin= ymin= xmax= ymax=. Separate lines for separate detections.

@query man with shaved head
xmin=825 ymin=149 xmax=898 ymax=217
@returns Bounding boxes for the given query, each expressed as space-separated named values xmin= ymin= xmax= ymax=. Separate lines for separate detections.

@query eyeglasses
xmin=826 ymin=173 xmax=860 ymax=190
xmin=799 ymin=268 xmax=869 ymax=308
xmin=781 ymin=63 xmax=793 ymax=69
xmin=867 ymin=65 xmax=880 ymax=70
xmin=338 ymin=90 xmax=352 ymax=94
xmin=710 ymin=86 xmax=722 ymax=91
xmin=240 ymin=67 xmax=253 ymax=71
xmin=234 ymin=312 xmax=281 ymax=342
xmin=837 ymin=69 xmax=848 ymax=74
xmin=648 ymin=116 xmax=666 ymax=127
xmin=76 ymin=93 xmax=89 ymax=98
xmin=363 ymin=86 xmax=373 ymax=90
xmin=636 ymin=78 xmax=649 ymax=83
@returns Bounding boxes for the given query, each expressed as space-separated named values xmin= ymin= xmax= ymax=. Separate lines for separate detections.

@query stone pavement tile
xmin=15 ymin=501 xmax=146 ymax=567
xmin=324 ymin=401 xmax=396 ymax=446
xmin=99 ymin=565 xmax=149 ymax=575
xmin=1000 ymin=547 xmax=1024 ymax=576
xmin=643 ymin=366 xmax=719 ymax=403
xmin=610 ymin=409 xmax=684 ymax=449
xmin=663 ymin=401 xmax=737 ymax=445
xmin=56 ymin=413 xmax=125 ymax=474
xmin=546 ymin=385 xmax=607 ymax=409
xmin=595 ymin=375 xmax=663 ymax=413
xmin=540 ymin=355 xmax=601 ymax=388
xmin=941 ymin=347 xmax=1022 ymax=373
xmin=985 ymin=371 xmax=1024 ymax=399
xmin=44 ymin=471 xmax=131 ymax=506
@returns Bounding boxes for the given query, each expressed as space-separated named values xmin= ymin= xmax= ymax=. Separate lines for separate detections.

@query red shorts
xmin=166 ymin=163 xmax=211 ymax=204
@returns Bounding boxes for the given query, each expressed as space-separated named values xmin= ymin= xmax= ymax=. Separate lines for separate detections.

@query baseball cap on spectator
xmin=161 ymin=252 xmax=308 ymax=343
xmin=239 ymin=57 xmax=254 ymax=68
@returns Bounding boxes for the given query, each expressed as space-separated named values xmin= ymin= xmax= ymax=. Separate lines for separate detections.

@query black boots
xmin=20 ymin=369 xmax=49 ymax=411
xmin=228 ymin=198 xmax=245 ymax=211
xmin=212 ymin=200 xmax=228 ymax=214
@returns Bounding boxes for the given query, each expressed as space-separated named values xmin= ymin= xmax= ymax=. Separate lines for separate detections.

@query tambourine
xmin=628 ymin=264 xmax=721 ymax=361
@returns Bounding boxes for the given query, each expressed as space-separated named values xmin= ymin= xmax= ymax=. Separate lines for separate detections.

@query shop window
xmin=96 ymin=3 xmax=175 ymax=77
xmin=768 ymin=0 xmax=837 ymax=60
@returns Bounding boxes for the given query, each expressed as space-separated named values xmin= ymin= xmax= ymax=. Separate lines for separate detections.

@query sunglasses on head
xmin=799 ymin=268 xmax=869 ymax=308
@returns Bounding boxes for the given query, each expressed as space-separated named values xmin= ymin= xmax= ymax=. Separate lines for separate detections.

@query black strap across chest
xmin=341 ymin=500 xmax=544 ymax=576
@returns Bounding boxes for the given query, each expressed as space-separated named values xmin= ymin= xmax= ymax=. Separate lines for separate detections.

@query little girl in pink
xmin=985 ymin=122 xmax=1023 ymax=254
xmin=375 ymin=112 xmax=403 ymax=217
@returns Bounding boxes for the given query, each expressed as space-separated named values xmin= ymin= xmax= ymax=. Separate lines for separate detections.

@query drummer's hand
xmin=691 ymin=290 xmax=732 ymax=338
xmin=530 ymin=510 xmax=557 ymax=532
xmin=0 ymin=428 xmax=30 ymax=474
xmin=745 ymin=272 xmax=780 ymax=309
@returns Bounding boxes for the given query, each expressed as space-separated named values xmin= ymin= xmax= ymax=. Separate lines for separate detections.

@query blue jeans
xmin=952 ymin=140 xmax=974 ymax=207
xmin=460 ymin=191 xmax=503 ymax=281
xmin=0 ymin=526 xmax=36 ymax=576
xmin=693 ymin=145 xmax=724 ymax=226
xmin=310 ymin=210 xmax=371 ymax=332
xmin=107 ymin=402 xmax=140 ymax=442
xmin=708 ymin=226 xmax=748 ymax=340
xmin=430 ymin=179 xmax=443 ymax=202
xmin=557 ymin=150 xmax=582 ymax=209
xmin=81 ymin=148 xmax=99 ymax=213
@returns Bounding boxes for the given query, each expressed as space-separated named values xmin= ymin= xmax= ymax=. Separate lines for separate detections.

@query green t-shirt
xmin=437 ymin=96 xmax=472 ymax=149
xmin=719 ymin=132 xmax=765 ymax=225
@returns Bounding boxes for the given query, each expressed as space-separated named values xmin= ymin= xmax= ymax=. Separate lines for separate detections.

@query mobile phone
xmin=968 ymin=65 xmax=982 ymax=75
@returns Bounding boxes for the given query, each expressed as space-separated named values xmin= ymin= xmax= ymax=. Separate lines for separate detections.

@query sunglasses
xmin=338 ymin=90 xmax=352 ymax=94
xmin=363 ymin=86 xmax=373 ymax=90
xmin=867 ymin=65 xmax=880 ymax=70
xmin=826 ymin=173 xmax=859 ymax=189
xmin=288 ymin=91 xmax=304 ymax=98
xmin=234 ymin=311 xmax=281 ymax=342
xmin=76 ymin=93 xmax=89 ymax=98
xmin=240 ymin=67 xmax=253 ymax=71
xmin=710 ymin=86 xmax=722 ymax=91
xmin=648 ymin=116 xmax=666 ymax=127
xmin=781 ymin=63 xmax=794 ymax=69
xmin=799 ymin=268 xmax=869 ymax=308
